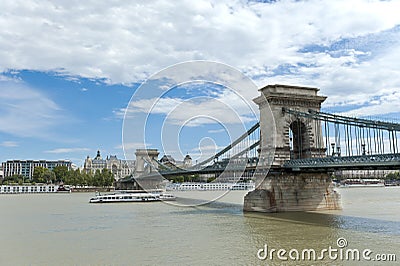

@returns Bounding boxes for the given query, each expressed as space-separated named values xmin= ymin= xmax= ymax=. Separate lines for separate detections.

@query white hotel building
xmin=1 ymin=160 xmax=73 ymax=179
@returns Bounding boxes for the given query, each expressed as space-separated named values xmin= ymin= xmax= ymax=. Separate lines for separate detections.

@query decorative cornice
xmin=268 ymin=97 xmax=324 ymax=108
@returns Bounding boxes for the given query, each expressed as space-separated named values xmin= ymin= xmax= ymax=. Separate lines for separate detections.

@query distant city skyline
xmin=1 ymin=0 xmax=400 ymax=166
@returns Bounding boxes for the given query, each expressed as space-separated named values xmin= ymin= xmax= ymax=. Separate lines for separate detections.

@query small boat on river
xmin=89 ymin=190 xmax=176 ymax=203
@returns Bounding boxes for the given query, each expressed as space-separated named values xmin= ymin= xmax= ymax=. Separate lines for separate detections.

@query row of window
xmin=98 ymin=196 xmax=157 ymax=200
xmin=0 ymin=186 xmax=56 ymax=193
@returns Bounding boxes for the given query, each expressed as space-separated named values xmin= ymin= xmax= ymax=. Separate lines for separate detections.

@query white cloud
xmin=0 ymin=0 xmax=399 ymax=82
xmin=1 ymin=0 xmax=400 ymax=118
xmin=115 ymin=142 xmax=152 ymax=151
xmin=0 ymin=141 xmax=19 ymax=147
xmin=336 ymin=89 xmax=400 ymax=117
xmin=123 ymin=88 xmax=258 ymax=126
xmin=0 ymin=81 xmax=63 ymax=138
xmin=44 ymin=148 xmax=90 ymax=154
xmin=115 ymin=142 xmax=153 ymax=160
xmin=208 ymin=129 xmax=225 ymax=134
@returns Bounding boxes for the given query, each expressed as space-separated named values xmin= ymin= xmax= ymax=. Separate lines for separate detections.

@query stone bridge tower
xmin=253 ymin=84 xmax=327 ymax=167
xmin=244 ymin=84 xmax=341 ymax=213
xmin=134 ymin=149 xmax=160 ymax=177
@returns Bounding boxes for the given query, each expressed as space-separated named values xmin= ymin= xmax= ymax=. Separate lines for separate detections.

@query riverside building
xmin=83 ymin=150 xmax=135 ymax=181
xmin=1 ymin=160 xmax=73 ymax=179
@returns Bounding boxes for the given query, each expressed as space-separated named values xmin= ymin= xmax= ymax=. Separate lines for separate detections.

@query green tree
xmin=80 ymin=171 xmax=90 ymax=187
xmin=44 ymin=170 xmax=56 ymax=184
xmin=207 ymin=177 xmax=216 ymax=183
xmin=101 ymin=169 xmax=115 ymax=187
xmin=67 ymin=169 xmax=83 ymax=187
xmin=93 ymin=169 xmax=102 ymax=187
xmin=53 ymin=165 xmax=69 ymax=183
xmin=33 ymin=166 xmax=56 ymax=184
xmin=2 ymin=174 xmax=25 ymax=184
xmin=386 ymin=171 xmax=400 ymax=180
xmin=170 ymin=176 xmax=184 ymax=183
xmin=32 ymin=166 xmax=46 ymax=183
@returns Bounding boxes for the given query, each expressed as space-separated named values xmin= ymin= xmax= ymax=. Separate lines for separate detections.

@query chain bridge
xmin=121 ymin=84 xmax=400 ymax=212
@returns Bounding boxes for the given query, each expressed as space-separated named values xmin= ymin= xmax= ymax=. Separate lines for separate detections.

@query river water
xmin=0 ymin=187 xmax=399 ymax=265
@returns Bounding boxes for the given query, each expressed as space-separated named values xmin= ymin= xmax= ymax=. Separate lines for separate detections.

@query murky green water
xmin=0 ymin=187 xmax=399 ymax=265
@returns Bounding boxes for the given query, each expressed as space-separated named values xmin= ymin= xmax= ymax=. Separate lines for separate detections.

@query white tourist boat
xmin=89 ymin=190 xmax=176 ymax=203
xmin=166 ymin=181 xmax=256 ymax=191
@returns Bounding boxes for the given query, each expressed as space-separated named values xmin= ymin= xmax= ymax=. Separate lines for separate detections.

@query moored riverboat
xmin=0 ymin=184 xmax=71 ymax=194
xmin=340 ymin=178 xmax=385 ymax=188
xmin=166 ymin=181 xmax=255 ymax=191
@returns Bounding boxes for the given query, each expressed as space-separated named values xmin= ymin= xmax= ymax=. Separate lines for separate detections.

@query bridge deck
xmin=283 ymin=153 xmax=400 ymax=171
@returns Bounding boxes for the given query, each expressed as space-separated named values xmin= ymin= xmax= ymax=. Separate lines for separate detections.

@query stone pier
xmin=243 ymin=172 xmax=341 ymax=212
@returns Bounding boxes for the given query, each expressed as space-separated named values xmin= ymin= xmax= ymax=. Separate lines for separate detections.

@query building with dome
xmin=83 ymin=150 xmax=135 ymax=180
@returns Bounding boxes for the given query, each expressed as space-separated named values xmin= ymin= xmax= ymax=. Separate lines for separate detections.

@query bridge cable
xmin=344 ymin=123 xmax=348 ymax=156
xmin=316 ymin=119 xmax=321 ymax=155
xmin=335 ymin=123 xmax=341 ymax=156
xmin=193 ymin=122 xmax=260 ymax=167
xmin=391 ymin=130 xmax=395 ymax=153
xmin=348 ymin=123 xmax=352 ymax=156
xmin=376 ymin=128 xmax=383 ymax=154
xmin=373 ymin=126 xmax=377 ymax=154
xmin=343 ymin=123 xmax=347 ymax=156
xmin=289 ymin=112 xmax=293 ymax=159
xmin=325 ymin=119 xmax=329 ymax=156
xmin=354 ymin=126 xmax=358 ymax=155
xmin=367 ymin=127 xmax=372 ymax=155
xmin=319 ymin=119 xmax=323 ymax=154
xmin=307 ymin=116 xmax=311 ymax=157
xmin=389 ymin=131 xmax=395 ymax=153
xmin=379 ymin=127 xmax=383 ymax=154
xmin=378 ymin=127 xmax=382 ymax=154
xmin=359 ymin=126 xmax=363 ymax=155
xmin=348 ymin=124 xmax=353 ymax=156
xmin=314 ymin=118 xmax=319 ymax=157
xmin=298 ymin=118 xmax=303 ymax=159
xmin=361 ymin=126 xmax=366 ymax=155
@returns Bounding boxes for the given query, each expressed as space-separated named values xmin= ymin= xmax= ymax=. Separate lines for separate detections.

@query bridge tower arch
xmin=289 ymin=118 xmax=311 ymax=160
xmin=253 ymin=84 xmax=326 ymax=167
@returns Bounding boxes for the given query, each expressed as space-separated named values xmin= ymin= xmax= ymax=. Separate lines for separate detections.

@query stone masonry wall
xmin=243 ymin=172 xmax=341 ymax=212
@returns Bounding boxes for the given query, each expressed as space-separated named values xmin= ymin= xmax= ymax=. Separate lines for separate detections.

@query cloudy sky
xmin=1 ymin=0 xmax=400 ymax=166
